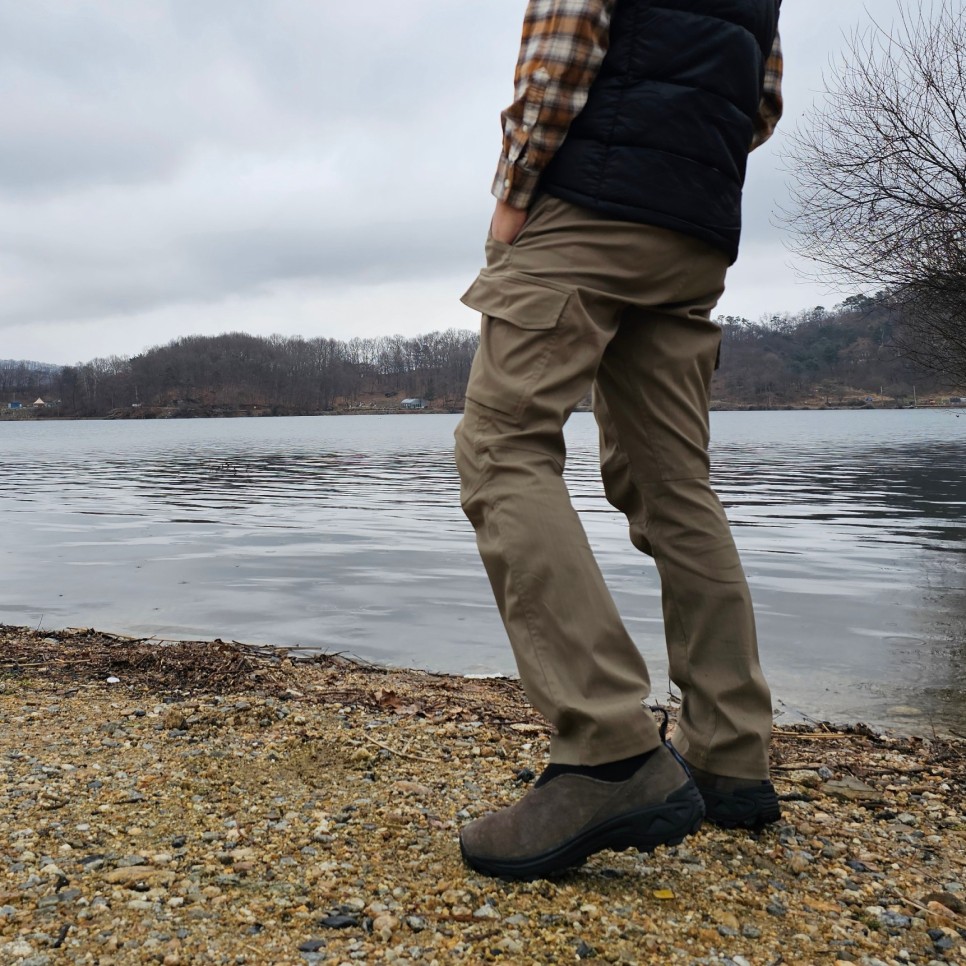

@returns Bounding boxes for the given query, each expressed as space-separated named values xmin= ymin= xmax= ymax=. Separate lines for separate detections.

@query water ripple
xmin=1 ymin=410 xmax=964 ymax=730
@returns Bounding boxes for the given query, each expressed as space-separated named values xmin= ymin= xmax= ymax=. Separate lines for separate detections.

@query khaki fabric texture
xmin=454 ymin=196 xmax=772 ymax=778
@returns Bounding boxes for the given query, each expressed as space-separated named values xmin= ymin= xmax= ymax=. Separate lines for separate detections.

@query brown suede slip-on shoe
xmin=685 ymin=761 xmax=781 ymax=829
xmin=459 ymin=745 xmax=705 ymax=880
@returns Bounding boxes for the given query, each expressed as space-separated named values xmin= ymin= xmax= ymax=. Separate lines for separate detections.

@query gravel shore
xmin=2 ymin=626 xmax=965 ymax=965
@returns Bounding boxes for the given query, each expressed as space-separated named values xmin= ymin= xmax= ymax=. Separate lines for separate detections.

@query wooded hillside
xmin=2 ymin=297 xmax=960 ymax=419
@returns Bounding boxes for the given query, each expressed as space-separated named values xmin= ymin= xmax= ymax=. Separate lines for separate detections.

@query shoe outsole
xmin=699 ymin=780 xmax=781 ymax=829
xmin=459 ymin=781 xmax=705 ymax=881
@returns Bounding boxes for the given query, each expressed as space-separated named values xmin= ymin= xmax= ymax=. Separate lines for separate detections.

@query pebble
xmin=879 ymin=911 xmax=912 ymax=930
xmin=298 ymin=939 xmax=326 ymax=952
xmin=473 ymin=904 xmax=501 ymax=920
xmin=372 ymin=914 xmax=398 ymax=939
xmin=822 ymin=777 xmax=881 ymax=802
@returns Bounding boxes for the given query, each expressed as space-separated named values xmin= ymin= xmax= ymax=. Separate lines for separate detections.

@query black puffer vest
xmin=539 ymin=0 xmax=779 ymax=263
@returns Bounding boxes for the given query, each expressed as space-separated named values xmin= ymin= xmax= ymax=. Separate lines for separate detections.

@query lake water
xmin=1 ymin=410 xmax=964 ymax=733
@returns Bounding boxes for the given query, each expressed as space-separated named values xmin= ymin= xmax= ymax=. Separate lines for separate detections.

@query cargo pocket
xmin=460 ymin=272 xmax=571 ymax=423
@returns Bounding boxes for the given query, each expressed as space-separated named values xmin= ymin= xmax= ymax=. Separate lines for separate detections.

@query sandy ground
xmin=1 ymin=626 xmax=965 ymax=966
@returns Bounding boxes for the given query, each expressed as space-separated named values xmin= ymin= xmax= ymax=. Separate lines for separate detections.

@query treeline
xmin=3 ymin=330 xmax=480 ymax=417
xmin=1 ymin=296 xmax=958 ymax=418
xmin=711 ymin=294 xmax=948 ymax=407
xmin=0 ymin=360 xmax=61 ymax=404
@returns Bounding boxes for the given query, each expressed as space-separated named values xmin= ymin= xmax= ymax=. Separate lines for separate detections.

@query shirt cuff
xmin=491 ymin=154 xmax=542 ymax=209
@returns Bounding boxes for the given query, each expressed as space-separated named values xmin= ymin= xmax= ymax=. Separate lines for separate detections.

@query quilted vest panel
xmin=539 ymin=0 xmax=780 ymax=263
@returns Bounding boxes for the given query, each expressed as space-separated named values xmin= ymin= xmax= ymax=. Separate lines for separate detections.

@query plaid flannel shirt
xmin=493 ymin=0 xmax=784 ymax=208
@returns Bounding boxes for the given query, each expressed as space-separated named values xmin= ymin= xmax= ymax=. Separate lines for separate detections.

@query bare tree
xmin=785 ymin=0 xmax=966 ymax=386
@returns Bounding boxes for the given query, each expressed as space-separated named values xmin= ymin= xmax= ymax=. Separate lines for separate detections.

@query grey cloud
xmin=0 ymin=0 xmax=510 ymax=196
xmin=0 ymin=0 xmax=507 ymax=330
xmin=0 ymin=0 xmax=896 ymax=356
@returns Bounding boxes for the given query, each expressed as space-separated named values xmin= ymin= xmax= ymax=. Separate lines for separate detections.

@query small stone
xmin=786 ymin=769 xmax=822 ymax=787
xmin=822 ymin=778 xmax=880 ymax=802
xmin=392 ymin=781 xmax=432 ymax=797
xmin=766 ymin=902 xmax=786 ymax=917
xmin=2 ymin=941 xmax=34 ymax=958
xmin=127 ymin=898 xmax=157 ymax=911
xmin=318 ymin=915 xmax=357 ymax=929
xmin=923 ymin=892 xmax=966 ymax=914
xmin=741 ymin=925 xmax=762 ymax=939
xmin=576 ymin=940 xmax=597 ymax=959
xmin=104 ymin=865 xmax=174 ymax=887
xmin=298 ymin=939 xmax=326 ymax=952
xmin=372 ymin=914 xmax=398 ymax=939
xmin=880 ymin=911 xmax=912 ymax=930
xmin=714 ymin=911 xmax=740 ymax=931
xmin=163 ymin=709 xmax=187 ymax=730
xmin=473 ymin=904 xmax=500 ymax=920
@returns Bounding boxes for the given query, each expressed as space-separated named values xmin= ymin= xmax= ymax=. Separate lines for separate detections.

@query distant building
xmin=7 ymin=401 xmax=22 ymax=410
xmin=32 ymin=398 xmax=46 ymax=408
xmin=401 ymin=398 xmax=428 ymax=410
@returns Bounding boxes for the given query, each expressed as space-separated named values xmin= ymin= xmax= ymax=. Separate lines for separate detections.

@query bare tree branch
xmin=783 ymin=0 xmax=966 ymax=386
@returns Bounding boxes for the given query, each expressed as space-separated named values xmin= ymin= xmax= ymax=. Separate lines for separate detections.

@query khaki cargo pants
xmin=454 ymin=195 xmax=772 ymax=779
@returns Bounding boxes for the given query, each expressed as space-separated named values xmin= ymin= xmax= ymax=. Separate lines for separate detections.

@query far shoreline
xmin=3 ymin=402 xmax=963 ymax=423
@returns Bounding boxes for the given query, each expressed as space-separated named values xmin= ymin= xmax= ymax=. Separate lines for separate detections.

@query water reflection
xmin=0 ymin=410 xmax=963 ymax=732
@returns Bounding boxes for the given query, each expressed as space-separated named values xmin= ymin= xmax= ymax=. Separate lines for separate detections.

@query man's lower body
xmin=453 ymin=196 xmax=778 ymax=879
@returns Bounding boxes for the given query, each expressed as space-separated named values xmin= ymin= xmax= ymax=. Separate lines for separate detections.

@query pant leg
xmin=594 ymin=311 xmax=773 ymax=780
xmin=454 ymin=291 xmax=661 ymax=766
xmin=454 ymin=197 xmax=746 ymax=766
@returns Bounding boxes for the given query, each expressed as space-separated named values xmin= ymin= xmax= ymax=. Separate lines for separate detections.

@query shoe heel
xmin=620 ymin=782 xmax=705 ymax=854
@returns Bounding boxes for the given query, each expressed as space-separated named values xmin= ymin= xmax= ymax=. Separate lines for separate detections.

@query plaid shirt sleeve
xmin=492 ymin=0 xmax=615 ymax=209
xmin=493 ymin=2 xmax=783 ymax=206
xmin=751 ymin=28 xmax=783 ymax=150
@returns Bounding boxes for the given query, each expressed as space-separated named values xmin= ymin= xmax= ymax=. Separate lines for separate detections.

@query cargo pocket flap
xmin=460 ymin=273 xmax=570 ymax=331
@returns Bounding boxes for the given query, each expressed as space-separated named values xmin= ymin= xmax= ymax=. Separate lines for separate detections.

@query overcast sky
xmin=1 ymin=0 xmax=903 ymax=364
